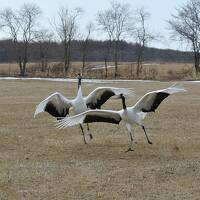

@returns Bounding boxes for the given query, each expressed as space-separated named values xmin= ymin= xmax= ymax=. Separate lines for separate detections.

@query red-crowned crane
xmin=34 ymin=75 xmax=134 ymax=144
xmin=57 ymin=84 xmax=186 ymax=151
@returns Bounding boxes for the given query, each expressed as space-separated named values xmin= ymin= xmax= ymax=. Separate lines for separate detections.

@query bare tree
xmin=103 ymin=40 xmax=112 ymax=78
xmin=97 ymin=1 xmax=132 ymax=77
xmin=168 ymin=0 xmax=200 ymax=73
xmin=133 ymin=8 xmax=157 ymax=77
xmin=34 ymin=29 xmax=54 ymax=72
xmin=80 ymin=22 xmax=94 ymax=73
xmin=0 ymin=3 xmax=41 ymax=76
xmin=54 ymin=6 xmax=82 ymax=73
xmin=97 ymin=11 xmax=114 ymax=78
xmin=18 ymin=4 xmax=41 ymax=76
xmin=0 ymin=8 xmax=20 ymax=72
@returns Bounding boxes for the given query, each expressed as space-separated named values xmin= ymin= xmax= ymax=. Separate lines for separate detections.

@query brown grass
xmin=0 ymin=61 xmax=199 ymax=80
xmin=0 ymin=79 xmax=200 ymax=199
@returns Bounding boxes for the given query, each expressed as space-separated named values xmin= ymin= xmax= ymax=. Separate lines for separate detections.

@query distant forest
xmin=0 ymin=39 xmax=193 ymax=63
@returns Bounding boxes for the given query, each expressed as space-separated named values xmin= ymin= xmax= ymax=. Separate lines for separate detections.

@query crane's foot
xmin=125 ymin=147 xmax=134 ymax=152
xmin=148 ymin=141 xmax=153 ymax=144
xmin=83 ymin=138 xmax=87 ymax=144
xmin=88 ymin=133 xmax=93 ymax=140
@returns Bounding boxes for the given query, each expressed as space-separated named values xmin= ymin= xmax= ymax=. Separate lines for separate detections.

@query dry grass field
xmin=0 ymin=61 xmax=198 ymax=80
xmin=0 ymin=79 xmax=200 ymax=199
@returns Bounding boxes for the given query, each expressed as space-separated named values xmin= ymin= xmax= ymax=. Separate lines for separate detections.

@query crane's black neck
xmin=78 ymin=75 xmax=82 ymax=90
xmin=120 ymin=94 xmax=126 ymax=110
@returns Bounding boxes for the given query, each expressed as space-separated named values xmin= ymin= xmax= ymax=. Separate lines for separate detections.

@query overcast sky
xmin=0 ymin=0 xmax=189 ymax=50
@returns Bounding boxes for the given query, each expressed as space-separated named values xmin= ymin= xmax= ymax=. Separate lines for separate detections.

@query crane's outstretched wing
xmin=85 ymin=87 xmax=134 ymax=109
xmin=56 ymin=110 xmax=121 ymax=129
xmin=34 ymin=92 xmax=72 ymax=118
xmin=133 ymin=84 xmax=186 ymax=113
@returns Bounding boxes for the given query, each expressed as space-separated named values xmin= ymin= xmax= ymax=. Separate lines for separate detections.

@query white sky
xmin=0 ymin=0 xmax=189 ymax=50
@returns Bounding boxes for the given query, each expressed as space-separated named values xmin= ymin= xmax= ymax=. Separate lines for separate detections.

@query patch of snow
xmin=0 ymin=77 xmax=160 ymax=83
xmin=0 ymin=77 xmax=199 ymax=84
xmin=88 ymin=65 xmax=115 ymax=71
xmin=87 ymin=63 xmax=160 ymax=71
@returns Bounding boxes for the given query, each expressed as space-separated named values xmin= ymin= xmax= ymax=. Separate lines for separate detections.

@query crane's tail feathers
xmin=55 ymin=115 xmax=82 ymax=129
xmin=56 ymin=119 xmax=69 ymax=129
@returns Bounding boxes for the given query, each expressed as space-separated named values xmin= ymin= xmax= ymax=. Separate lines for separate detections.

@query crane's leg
xmin=125 ymin=123 xmax=134 ymax=152
xmin=125 ymin=132 xmax=134 ymax=152
xmin=141 ymin=125 xmax=152 ymax=144
xmin=79 ymin=124 xmax=87 ymax=144
xmin=87 ymin=123 xmax=93 ymax=140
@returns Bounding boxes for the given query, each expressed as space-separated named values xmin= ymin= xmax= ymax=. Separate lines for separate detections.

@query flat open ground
xmin=0 ymin=79 xmax=200 ymax=199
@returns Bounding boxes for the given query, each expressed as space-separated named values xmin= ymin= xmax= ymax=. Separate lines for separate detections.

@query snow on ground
xmin=0 ymin=77 xmax=199 ymax=84
xmin=0 ymin=77 xmax=160 ymax=83
xmin=86 ymin=63 xmax=160 ymax=71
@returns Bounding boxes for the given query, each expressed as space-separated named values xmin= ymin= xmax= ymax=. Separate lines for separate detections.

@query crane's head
xmin=120 ymin=93 xmax=124 ymax=98
xmin=77 ymin=73 xmax=82 ymax=89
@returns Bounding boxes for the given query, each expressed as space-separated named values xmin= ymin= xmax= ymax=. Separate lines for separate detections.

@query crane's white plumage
xmin=56 ymin=84 xmax=186 ymax=151
xmin=34 ymin=87 xmax=134 ymax=118
xmin=34 ymin=75 xmax=134 ymax=144
xmin=85 ymin=87 xmax=134 ymax=109
xmin=34 ymin=92 xmax=72 ymax=118
xmin=133 ymin=84 xmax=186 ymax=112
xmin=57 ymin=110 xmax=121 ymax=128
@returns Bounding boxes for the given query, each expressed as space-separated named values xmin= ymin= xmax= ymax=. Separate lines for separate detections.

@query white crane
xmin=34 ymin=75 xmax=134 ymax=144
xmin=57 ymin=84 xmax=186 ymax=151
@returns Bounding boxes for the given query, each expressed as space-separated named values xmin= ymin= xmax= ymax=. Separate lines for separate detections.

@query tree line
xmin=0 ymin=0 xmax=199 ymax=77
xmin=0 ymin=39 xmax=193 ymax=62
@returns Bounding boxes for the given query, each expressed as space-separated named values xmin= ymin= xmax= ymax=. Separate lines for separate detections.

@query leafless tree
xmin=80 ymin=22 xmax=94 ymax=73
xmin=34 ymin=29 xmax=54 ymax=72
xmin=103 ymin=39 xmax=112 ymax=78
xmin=97 ymin=11 xmax=113 ymax=78
xmin=0 ymin=8 xmax=20 ymax=72
xmin=133 ymin=8 xmax=157 ymax=77
xmin=18 ymin=3 xmax=41 ymax=76
xmin=97 ymin=1 xmax=132 ymax=77
xmin=0 ymin=3 xmax=41 ymax=76
xmin=168 ymin=0 xmax=200 ymax=73
xmin=54 ymin=6 xmax=82 ymax=73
